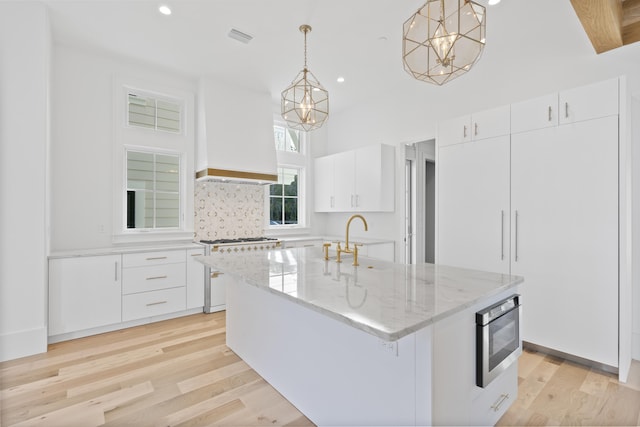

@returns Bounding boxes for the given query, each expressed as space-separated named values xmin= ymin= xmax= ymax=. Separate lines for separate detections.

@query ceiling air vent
xmin=228 ymin=28 xmax=253 ymax=44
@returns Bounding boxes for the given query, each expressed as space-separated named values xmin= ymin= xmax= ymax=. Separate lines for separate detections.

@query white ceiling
xmin=43 ymin=0 xmax=600 ymax=114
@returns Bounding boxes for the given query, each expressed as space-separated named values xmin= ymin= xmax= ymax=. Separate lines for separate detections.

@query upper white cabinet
xmin=510 ymin=93 xmax=558 ymax=134
xmin=511 ymin=78 xmax=619 ymax=134
xmin=438 ymin=105 xmax=510 ymax=147
xmin=314 ymin=155 xmax=335 ymax=211
xmin=353 ymin=144 xmax=395 ymax=211
xmin=558 ymin=77 xmax=618 ymax=124
xmin=333 ymin=150 xmax=356 ymax=210
xmin=49 ymin=255 xmax=122 ymax=336
xmin=438 ymin=115 xmax=471 ymax=146
xmin=315 ymin=144 xmax=395 ymax=212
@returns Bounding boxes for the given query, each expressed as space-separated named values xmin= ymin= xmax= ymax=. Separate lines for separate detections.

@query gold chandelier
xmin=402 ymin=0 xmax=486 ymax=85
xmin=281 ymin=25 xmax=329 ymax=132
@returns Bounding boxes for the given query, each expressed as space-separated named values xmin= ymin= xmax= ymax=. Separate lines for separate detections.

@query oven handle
xmin=476 ymin=295 xmax=520 ymax=326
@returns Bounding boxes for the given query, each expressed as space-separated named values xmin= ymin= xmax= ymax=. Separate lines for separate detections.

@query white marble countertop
xmin=196 ymin=247 xmax=523 ymax=341
xmin=49 ymin=241 xmax=205 ymax=259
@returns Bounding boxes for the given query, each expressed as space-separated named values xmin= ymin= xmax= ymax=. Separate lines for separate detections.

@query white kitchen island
xmin=197 ymin=247 xmax=523 ymax=426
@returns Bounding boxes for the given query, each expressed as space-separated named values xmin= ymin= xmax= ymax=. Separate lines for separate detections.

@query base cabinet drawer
xmin=123 ymin=250 xmax=185 ymax=267
xmin=470 ymin=362 xmax=518 ymax=426
xmin=122 ymin=263 xmax=186 ymax=295
xmin=122 ymin=287 xmax=186 ymax=322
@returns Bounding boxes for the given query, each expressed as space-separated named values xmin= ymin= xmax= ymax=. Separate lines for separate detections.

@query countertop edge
xmin=49 ymin=242 xmax=205 ymax=259
xmin=216 ymin=262 xmax=523 ymax=342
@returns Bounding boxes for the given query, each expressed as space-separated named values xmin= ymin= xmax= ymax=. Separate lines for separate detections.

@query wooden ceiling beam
xmin=570 ymin=0 xmax=623 ymax=53
xmin=622 ymin=0 xmax=640 ymax=44
xmin=622 ymin=0 xmax=640 ymax=26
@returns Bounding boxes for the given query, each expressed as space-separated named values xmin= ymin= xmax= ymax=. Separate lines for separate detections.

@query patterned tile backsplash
xmin=194 ymin=182 xmax=265 ymax=241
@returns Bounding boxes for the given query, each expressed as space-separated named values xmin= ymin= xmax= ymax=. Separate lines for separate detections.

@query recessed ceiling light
xmin=488 ymin=0 xmax=501 ymax=5
xmin=337 ymin=76 xmax=345 ymax=83
xmin=158 ymin=5 xmax=172 ymax=15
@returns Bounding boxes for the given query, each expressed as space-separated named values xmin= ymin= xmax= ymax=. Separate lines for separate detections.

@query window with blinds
xmin=126 ymin=150 xmax=181 ymax=229
xmin=128 ymin=93 xmax=181 ymax=133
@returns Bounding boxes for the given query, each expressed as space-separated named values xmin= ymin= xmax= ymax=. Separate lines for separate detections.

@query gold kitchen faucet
xmin=337 ymin=214 xmax=368 ymax=266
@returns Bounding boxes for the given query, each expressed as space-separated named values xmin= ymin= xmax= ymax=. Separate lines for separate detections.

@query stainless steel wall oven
xmin=476 ymin=294 xmax=522 ymax=387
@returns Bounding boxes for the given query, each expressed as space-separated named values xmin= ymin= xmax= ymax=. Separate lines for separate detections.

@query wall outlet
xmin=379 ymin=340 xmax=398 ymax=356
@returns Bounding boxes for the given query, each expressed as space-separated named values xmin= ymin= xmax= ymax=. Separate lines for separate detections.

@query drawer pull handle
xmin=491 ymin=393 xmax=510 ymax=412
xmin=146 ymin=301 xmax=167 ymax=307
xmin=146 ymin=256 xmax=167 ymax=260
xmin=146 ymin=275 xmax=168 ymax=280
xmin=211 ymin=272 xmax=224 ymax=279
xmin=191 ymin=253 xmax=204 ymax=257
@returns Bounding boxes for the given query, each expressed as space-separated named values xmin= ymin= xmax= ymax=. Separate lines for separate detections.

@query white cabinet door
xmin=438 ymin=106 xmax=510 ymax=147
xmin=510 ymin=93 xmax=558 ymax=134
xmin=315 ymin=144 xmax=395 ymax=212
xmin=511 ymin=116 xmax=618 ymax=367
xmin=355 ymin=144 xmax=395 ymax=212
xmin=559 ymin=77 xmax=618 ymax=124
xmin=470 ymin=105 xmax=511 ymax=141
xmin=333 ymin=150 xmax=356 ymax=210
xmin=186 ymin=248 xmax=205 ymax=309
xmin=438 ymin=135 xmax=510 ymax=274
xmin=438 ymin=115 xmax=471 ymax=147
xmin=314 ymin=155 xmax=335 ymax=212
xmin=49 ymin=255 xmax=122 ymax=336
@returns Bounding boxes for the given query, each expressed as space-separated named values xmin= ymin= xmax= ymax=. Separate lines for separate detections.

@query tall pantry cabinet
xmin=438 ymin=105 xmax=511 ymax=275
xmin=437 ymin=77 xmax=625 ymax=371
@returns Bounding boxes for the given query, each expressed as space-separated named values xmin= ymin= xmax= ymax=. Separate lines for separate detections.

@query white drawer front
xmin=122 ymin=263 xmax=186 ymax=295
xmin=123 ymin=250 xmax=185 ymax=268
xmin=122 ymin=287 xmax=186 ymax=322
xmin=470 ymin=362 xmax=518 ymax=426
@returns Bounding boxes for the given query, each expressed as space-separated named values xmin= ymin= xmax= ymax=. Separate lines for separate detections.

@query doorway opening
xmin=404 ymin=140 xmax=436 ymax=264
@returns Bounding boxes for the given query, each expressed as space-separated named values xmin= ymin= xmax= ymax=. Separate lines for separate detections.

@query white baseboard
xmin=47 ymin=307 xmax=204 ymax=344
xmin=0 ymin=326 xmax=47 ymax=362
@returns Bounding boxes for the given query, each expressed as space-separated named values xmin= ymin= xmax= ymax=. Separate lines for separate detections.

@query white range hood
xmin=196 ymin=77 xmax=278 ymax=184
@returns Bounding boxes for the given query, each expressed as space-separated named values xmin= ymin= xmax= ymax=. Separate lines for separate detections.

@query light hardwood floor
xmin=1 ymin=312 xmax=639 ymax=426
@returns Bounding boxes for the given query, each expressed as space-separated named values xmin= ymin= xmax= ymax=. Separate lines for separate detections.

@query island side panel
xmin=432 ymin=287 xmax=519 ymax=426
xmin=226 ymin=278 xmax=433 ymax=426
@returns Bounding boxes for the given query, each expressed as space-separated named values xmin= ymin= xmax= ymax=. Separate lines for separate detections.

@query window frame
xmin=126 ymin=91 xmax=183 ymax=134
xmin=124 ymin=147 xmax=183 ymax=232
xmin=112 ymin=77 xmax=195 ymax=244
xmin=266 ymin=121 xmax=309 ymax=231
xmin=268 ymin=166 xmax=303 ymax=227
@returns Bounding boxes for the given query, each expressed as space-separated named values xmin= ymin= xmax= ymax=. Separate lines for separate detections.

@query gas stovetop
xmin=200 ymin=237 xmax=282 ymax=253
xmin=200 ymin=237 xmax=279 ymax=245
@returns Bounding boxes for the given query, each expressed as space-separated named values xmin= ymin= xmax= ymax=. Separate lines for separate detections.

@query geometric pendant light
xmin=281 ymin=25 xmax=329 ymax=131
xmin=402 ymin=0 xmax=486 ymax=85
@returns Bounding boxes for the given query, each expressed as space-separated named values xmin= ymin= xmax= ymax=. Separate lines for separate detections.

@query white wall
xmin=50 ymin=46 xmax=197 ymax=251
xmin=0 ymin=2 xmax=50 ymax=361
